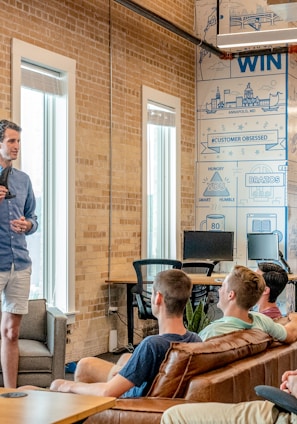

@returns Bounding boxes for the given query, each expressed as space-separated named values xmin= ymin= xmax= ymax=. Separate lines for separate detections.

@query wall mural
xmin=195 ymin=0 xmax=297 ymax=273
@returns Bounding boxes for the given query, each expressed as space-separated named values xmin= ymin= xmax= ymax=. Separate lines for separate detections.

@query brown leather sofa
xmin=84 ymin=329 xmax=297 ymax=424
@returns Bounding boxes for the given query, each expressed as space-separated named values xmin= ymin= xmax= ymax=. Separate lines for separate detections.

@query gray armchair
xmin=0 ymin=298 xmax=67 ymax=387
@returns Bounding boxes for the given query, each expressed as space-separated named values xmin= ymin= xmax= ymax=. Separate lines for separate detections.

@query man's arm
xmin=24 ymin=180 xmax=38 ymax=235
xmin=50 ymin=373 xmax=134 ymax=398
xmin=283 ymin=313 xmax=297 ymax=343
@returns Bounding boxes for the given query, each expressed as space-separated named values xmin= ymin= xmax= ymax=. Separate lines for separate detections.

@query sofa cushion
xmin=19 ymin=299 xmax=47 ymax=342
xmin=0 ymin=340 xmax=52 ymax=372
xmin=148 ymin=329 xmax=273 ymax=398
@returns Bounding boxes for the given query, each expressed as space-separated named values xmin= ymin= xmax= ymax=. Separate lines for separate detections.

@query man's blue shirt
xmin=0 ymin=167 xmax=38 ymax=271
xmin=119 ymin=330 xmax=201 ymax=398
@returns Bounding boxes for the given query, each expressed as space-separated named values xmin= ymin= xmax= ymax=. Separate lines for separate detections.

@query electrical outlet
xmin=108 ymin=306 xmax=118 ymax=313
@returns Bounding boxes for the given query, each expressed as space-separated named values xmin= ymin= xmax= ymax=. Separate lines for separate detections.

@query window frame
xmin=142 ymin=85 xmax=181 ymax=260
xmin=11 ymin=38 xmax=76 ymax=320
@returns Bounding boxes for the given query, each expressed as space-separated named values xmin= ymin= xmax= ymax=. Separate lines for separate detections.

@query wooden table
xmin=106 ymin=273 xmax=297 ymax=346
xmin=0 ymin=388 xmax=115 ymax=424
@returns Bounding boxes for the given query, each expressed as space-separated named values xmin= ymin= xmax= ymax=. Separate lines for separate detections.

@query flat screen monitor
xmin=247 ymin=233 xmax=279 ymax=261
xmin=183 ymin=230 xmax=234 ymax=262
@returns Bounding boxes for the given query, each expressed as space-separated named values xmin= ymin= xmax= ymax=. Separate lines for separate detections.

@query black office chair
xmin=132 ymin=259 xmax=183 ymax=320
xmin=182 ymin=262 xmax=215 ymax=310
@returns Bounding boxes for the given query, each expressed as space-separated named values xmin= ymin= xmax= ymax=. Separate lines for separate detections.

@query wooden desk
xmin=0 ymin=388 xmax=115 ymax=424
xmin=187 ymin=273 xmax=226 ymax=285
xmin=106 ymin=273 xmax=227 ymax=286
xmin=106 ymin=273 xmax=297 ymax=346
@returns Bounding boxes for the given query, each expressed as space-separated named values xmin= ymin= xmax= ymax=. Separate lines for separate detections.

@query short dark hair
xmin=0 ymin=120 xmax=22 ymax=143
xmin=258 ymin=262 xmax=288 ymax=302
xmin=153 ymin=269 xmax=192 ymax=316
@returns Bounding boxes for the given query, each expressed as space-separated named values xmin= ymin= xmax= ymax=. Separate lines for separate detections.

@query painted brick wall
xmin=0 ymin=0 xmax=196 ymax=361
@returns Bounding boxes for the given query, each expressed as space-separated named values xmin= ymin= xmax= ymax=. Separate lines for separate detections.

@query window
xmin=142 ymin=86 xmax=181 ymax=259
xmin=12 ymin=39 xmax=76 ymax=318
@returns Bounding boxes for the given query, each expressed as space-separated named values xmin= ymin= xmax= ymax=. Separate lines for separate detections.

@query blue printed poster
xmin=197 ymin=49 xmax=288 ymax=270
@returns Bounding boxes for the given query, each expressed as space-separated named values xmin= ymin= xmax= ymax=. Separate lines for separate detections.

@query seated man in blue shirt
xmin=50 ymin=269 xmax=201 ymax=397
xmin=198 ymin=265 xmax=297 ymax=343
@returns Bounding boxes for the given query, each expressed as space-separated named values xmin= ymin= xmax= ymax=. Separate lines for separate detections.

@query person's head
xmin=218 ymin=265 xmax=266 ymax=311
xmin=257 ymin=262 xmax=288 ymax=303
xmin=0 ymin=120 xmax=22 ymax=163
xmin=151 ymin=269 xmax=192 ymax=317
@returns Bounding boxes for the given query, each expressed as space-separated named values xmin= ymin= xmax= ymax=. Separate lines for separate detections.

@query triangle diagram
xmin=203 ymin=171 xmax=230 ymax=197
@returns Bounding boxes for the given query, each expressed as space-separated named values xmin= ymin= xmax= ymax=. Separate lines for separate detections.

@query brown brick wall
xmin=0 ymin=0 xmax=196 ymax=361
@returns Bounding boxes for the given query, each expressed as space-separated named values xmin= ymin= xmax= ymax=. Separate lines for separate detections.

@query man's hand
xmin=10 ymin=216 xmax=32 ymax=233
xmin=288 ymin=313 xmax=297 ymax=321
xmin=283 ymin=314 xmax=297 ymax=343
xmin=280 ymin=370 xmax=297 ymax=396
xmin=0 ymin=185 xmax=8 ymax=202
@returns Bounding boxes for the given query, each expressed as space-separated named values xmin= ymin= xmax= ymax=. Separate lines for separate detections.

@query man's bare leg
xmin=1 ymin=312 xmax=22 ymax=388
xmin=75 ymin=353 xmax=132 ymax=383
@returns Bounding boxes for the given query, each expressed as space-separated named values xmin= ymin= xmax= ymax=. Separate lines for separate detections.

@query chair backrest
xmin=182 ymin=261 xmax=214 ymax=276
xmin=132 ymin=259 xmax=183 ymax=319
xmin=182 ymin=262 xmax=214 ymax=310
xmin=19 ymin=299 xmax=47 ymax=342
xmin=133 ymin=259 xmax=183 ymax=293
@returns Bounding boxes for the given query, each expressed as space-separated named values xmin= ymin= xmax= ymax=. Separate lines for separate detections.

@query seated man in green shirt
xmin=198 ymin=265 xmax=297 ymax=343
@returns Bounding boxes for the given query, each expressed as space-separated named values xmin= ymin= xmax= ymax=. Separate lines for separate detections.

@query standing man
xmin=0 ymin=119 xmax=38 ymax=387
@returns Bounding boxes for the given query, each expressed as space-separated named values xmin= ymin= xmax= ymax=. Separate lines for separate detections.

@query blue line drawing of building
xmin=202 ymin=83 xmax=282 ymax=114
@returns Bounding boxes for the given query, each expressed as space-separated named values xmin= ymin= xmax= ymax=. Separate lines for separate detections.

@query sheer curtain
xmin=146 ymin=102 xmax=177 ymax=259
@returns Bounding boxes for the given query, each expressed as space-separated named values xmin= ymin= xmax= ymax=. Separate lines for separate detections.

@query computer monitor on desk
xmin=247 ymin=232 xmax=291 ymax=273
xmin=183 ymin=230 xmax=234 ymax=264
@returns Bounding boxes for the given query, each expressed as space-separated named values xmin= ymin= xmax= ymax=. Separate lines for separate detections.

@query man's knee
xmin=161 ymin=403 xmax=235 ymax=424
xmin=161 ymin=401 xmax=275 ymax=424
xmin=1 ymin=327 xmax=20 ymax=343
xmin=161 ymin=404 xmax=192 ymax=424
xmin=161 ymin=408 xmax=175 ymax=424
xmin=75 ymin=356 xmax=113 ymax=383
xmin=1 ymin=313 xmax=22 ymax=343
xmin=74 ymin=357 xmax=92 ymax=381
